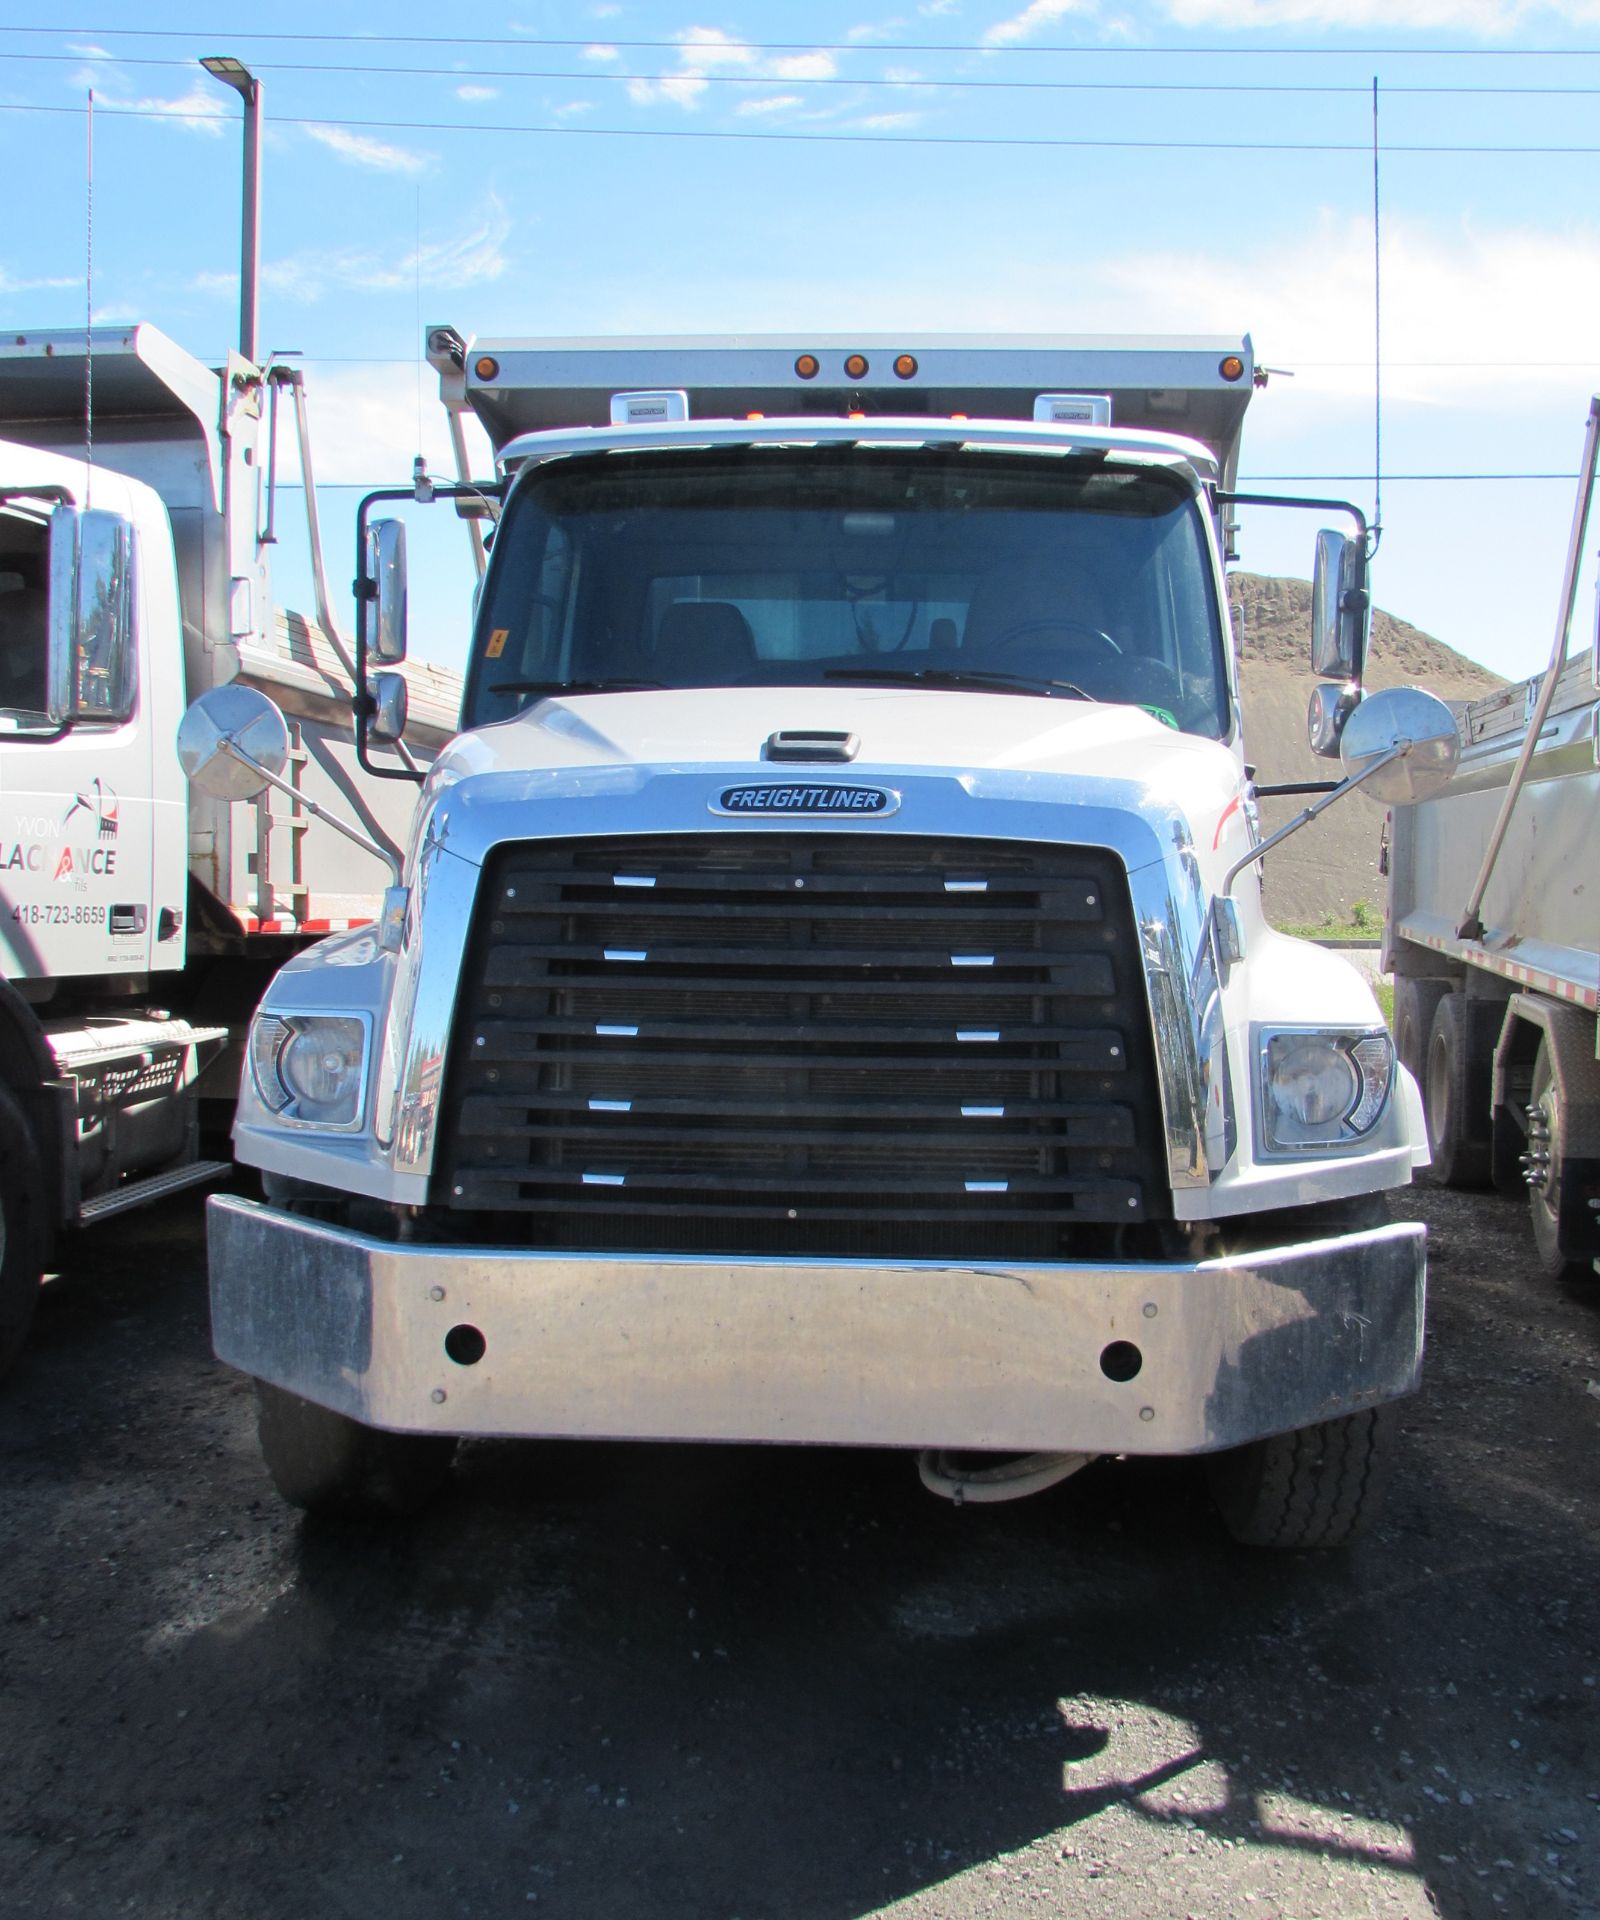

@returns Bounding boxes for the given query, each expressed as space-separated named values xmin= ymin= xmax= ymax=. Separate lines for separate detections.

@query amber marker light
xmin=844 ymin=353 xmax=870 ymax=380
xmin=474 ymin=355 xmax=500 ymax=380
xmin=893 ymin=354 xmax=918 ymax=380
xmin=1219 ymin=355 xmax=1245 ymax=382
xmin=794 ymin=354 xmax=819 ymax=379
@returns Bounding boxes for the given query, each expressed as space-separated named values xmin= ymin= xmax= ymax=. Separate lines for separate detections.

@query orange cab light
xmin=844 ymin=353 xmax=870 ymax=380
xmin=847 ymin=410 xmax=866 ymax=419
xmin=794 ymin=354 xmax=820 ymax=379
xmin=746 ymin=411 xmax=765 ymax=419
xmin=893 ymin=354 xmax=918 ymax=380
xmin=473 ymin=355 xmax=500 ymax=381
xmin=950 ymin=412 xmax=968 ymax=421
xmin=1218 ymin=355 xmax=1245 ymax=382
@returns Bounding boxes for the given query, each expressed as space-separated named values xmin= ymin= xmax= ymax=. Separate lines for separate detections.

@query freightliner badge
xmin=713 ymin=784 xmax=900 ymax=817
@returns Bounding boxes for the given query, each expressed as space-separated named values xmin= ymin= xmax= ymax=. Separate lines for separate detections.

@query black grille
xmin=433 ymin=835 xmax=1170 ymax=1258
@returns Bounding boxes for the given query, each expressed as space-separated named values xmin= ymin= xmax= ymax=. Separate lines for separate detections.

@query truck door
xmin=0 ymin=500 xmax=156 ymax=982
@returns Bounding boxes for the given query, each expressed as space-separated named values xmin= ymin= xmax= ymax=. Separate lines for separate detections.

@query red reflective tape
xmin=1213 ymin=792 xmax=1243 ymax=851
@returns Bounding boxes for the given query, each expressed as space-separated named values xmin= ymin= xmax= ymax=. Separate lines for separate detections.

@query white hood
xmin=437 ymin=684 xmax=1240 ymax=797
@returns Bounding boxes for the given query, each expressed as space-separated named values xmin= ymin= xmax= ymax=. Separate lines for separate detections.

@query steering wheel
xmin=987 ymin=618 xmax=1123 ymax=656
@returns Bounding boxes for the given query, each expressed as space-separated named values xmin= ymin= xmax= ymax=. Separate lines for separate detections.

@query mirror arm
xmin=1214 ymin=490 xmax=1370 ymax=545
xmin=1220 ymin=742 xmax=1407 ymax=899
xmin=218 ymin=736 xmax=403 ymax=887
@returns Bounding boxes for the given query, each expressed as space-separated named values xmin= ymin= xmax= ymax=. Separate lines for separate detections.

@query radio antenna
xmin=1370 ymin=76 xmax=1384 ymax=556
xmin=85 ymin=87 xmax=95 ymax=503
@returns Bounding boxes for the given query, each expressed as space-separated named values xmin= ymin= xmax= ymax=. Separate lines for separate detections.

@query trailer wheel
xmin=1206 ymin=1404 xmax=1399 ymax=1551
xmin=1424 ymin=994 xmax=1492 ymax=1188
xmin=0 ymin=1085 xmax=45 ymax=1381
xmin=254 ymin=1380 xmax=458 ymax=1517
xmin=1391 ymin=977 xmax=1449 ymax=1088
xmin=1526 ymin=1037 xmax=1586 ymax=1283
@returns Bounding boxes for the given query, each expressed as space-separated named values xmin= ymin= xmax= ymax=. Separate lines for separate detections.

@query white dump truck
xmin=1387 ymin=395 xmax=1599 ymax=1280
xmin=201 ymin=334 xmax=1462 ymax=1546
xmin=0 ymin=324 xmax=460 ymax=1376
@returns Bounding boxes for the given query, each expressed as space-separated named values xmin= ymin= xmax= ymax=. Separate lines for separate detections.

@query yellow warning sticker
xmin=485 ymin=628 xmax=510 ymax=659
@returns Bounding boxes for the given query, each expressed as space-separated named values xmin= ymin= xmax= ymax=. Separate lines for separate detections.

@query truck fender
xmin=1490 ymin=995 xmax=1600 ymax=1233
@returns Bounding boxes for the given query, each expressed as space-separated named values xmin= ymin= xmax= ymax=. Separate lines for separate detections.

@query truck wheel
xmin=1424 ymin=994 xmax=1492 ymax=1188
xmin=254 ymin=1380 xmax=458 ymax=1517
xmin=0 ymin=1086 xmax=45 ymax=1381
xmin=1526 ymin=1037 xmax=1585 ymax=1283
xmin=1206 ymin=1404 xmax=1398 ymax=1550
xmin=1391 ymin=977 xmax=1448 ymax=1088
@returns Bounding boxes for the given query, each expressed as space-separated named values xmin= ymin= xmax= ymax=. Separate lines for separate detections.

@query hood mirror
xmin=176 ymin=683 xmax=291 ymax=800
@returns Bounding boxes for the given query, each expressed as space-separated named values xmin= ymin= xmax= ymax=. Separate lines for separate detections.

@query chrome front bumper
xmin=207 ymin=1195 xmax=1425 ymax=1455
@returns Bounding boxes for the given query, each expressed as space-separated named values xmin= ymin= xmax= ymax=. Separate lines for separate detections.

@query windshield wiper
xmin=821 ymin=666 xmax=1095 ymax=701
xmin=487 ymin=678 xmax=666 ymax=697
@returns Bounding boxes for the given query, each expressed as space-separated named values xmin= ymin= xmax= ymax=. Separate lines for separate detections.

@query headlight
xmin=249 ymin=1012 xmax=370 ymax=1129
xmin=1258 ymin=1029 xmax=1394 ymax=1154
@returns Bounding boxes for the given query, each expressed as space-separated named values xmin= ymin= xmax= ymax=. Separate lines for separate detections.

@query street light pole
xmin=199 ymin=56 xmax=262 ymax=367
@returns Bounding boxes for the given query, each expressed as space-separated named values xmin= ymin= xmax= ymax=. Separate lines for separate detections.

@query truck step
xmin=77 ymin=1159 xmax=232 ymax=1227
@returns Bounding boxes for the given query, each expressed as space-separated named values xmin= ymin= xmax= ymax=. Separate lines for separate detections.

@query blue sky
xmin=3 ymin=2 xmax=1599 ymax=683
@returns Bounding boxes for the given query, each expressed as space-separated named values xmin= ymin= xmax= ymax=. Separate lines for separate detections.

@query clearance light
xmin=848 ymin=410 xmax=866 ymax=419
xmin=747 ymin=411 xmax=765 ymax=420
xmin=844 ymin=354 xmax=870 ymax=380
xmin=1219 ymin=355 xmax=1246 ymax=382
xmin=893 ymin=354 xmax=918 ymax=380
xmin=795 ymin=354 xmax=820 ymax=380
xmin=473 ymin=355 xmax=500 ymax=381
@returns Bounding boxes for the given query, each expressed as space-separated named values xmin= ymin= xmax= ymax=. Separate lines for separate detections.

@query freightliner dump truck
xmin=0 ymin=325 xmax=460 ymax=1377
xmin=1388 ymin=395 xmax=1599 ymax=1280
xmin=201 ymin=334 xmax=1461 ymax=1546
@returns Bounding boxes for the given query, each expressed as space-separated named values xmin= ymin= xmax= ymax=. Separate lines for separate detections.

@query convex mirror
xmin=368 ymin=670 xmax=408 ymax=744
xmin=177 ymin=683 xmax=291 ymax=801
xmin=1338 ymin=684 xmax=1460 ymax=805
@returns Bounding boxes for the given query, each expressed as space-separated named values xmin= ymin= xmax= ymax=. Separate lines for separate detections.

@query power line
xmin=6 ymin=99 xmax=1600 ymax=154
xmin=5 ymin=26 xmax=1600 ymax=57
xmin=8 ymin=48 xmax=1600 ymax=97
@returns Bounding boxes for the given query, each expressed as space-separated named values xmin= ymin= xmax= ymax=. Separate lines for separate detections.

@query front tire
xmin=0 ymin=1085 xmax=45 ymax=1381
xmin=254 ymin=1380 xmax=458 ymax=1517
xmin=1206 ymin=1404 xmax=1399 ymax=1550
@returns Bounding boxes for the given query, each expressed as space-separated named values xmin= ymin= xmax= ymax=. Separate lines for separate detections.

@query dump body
xmin=1384 ymin=395 xmax=1598 ymax=1274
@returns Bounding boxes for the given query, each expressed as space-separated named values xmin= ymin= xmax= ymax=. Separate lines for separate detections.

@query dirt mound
xmin=1228 ymin=573 xmax=1504 ymax=926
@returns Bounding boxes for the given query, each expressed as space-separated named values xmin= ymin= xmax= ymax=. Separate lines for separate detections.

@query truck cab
xmin=209 ymin=335 xmax=1441 ymax=1548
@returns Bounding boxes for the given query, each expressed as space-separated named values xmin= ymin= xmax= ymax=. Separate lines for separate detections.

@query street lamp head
xmin=200 ymin=55 xmax=257 ymax=99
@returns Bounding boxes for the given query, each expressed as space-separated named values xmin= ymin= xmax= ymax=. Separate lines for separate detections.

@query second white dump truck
xmin=202 ymin=335 xmax=1460 ymax=1547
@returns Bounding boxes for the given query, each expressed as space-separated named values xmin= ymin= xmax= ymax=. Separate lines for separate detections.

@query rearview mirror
xmin=362 ymin=519 xmax=408 ymax=664
xmin=47 ymin=505 xmax=136 ymax=723
xmin=1310 ymin=528 xmax=1368 ymax=680
xmin=368 ymin=670 xmax=408 ymax=745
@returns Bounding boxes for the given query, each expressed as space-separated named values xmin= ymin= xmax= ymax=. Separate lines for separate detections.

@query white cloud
xmin=771 ymin=52 xmax=839 ymax=79
xmin=0 ymin=266 xmax=80 ymax=294
xmin=1166 ymin=0 xmax=1600 ymax=25
xmin=736 ymin=94 xmax=805 ymax=115
xmin=584 ymin=43 xmax=621 ymax=61
xmin=303 ymin=123 xmax=430 ymax=174
xmin=982 ymin=0 xmax=1093 ymax=43
xmin=75 ymin=78 xmax=227 ymax=135
xmin=554 ymin=100 xmax=597 ymax=118
xmin=262 ymin=205 xmax=511 ymax=304
xmin=455 ymin=84 xmax=498 ymax=102
xmin=857 ymin=111 xmax=924 ymax=128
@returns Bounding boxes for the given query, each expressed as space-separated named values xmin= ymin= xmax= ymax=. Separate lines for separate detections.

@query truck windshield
xmin=464 ymin=446 xmax=1230 ymax=738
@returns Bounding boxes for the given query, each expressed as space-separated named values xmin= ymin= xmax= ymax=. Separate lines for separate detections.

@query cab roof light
xmin=609 ymin=389 xmax=690 ymax=426
xmin=893 ymin=354 xmax=918 ymax=380
xmin=473 ymin=355 xmax=500 ymax=381
xmin=844 ymin=353 xmax=870 ymax=380
xmin=794 ymin=354 xmax=820 ymax=380
xmin=1033 ymin=393 xmax=1112 ymax=426
xmin=1219 ymin=354 xmax=1246 ymax=382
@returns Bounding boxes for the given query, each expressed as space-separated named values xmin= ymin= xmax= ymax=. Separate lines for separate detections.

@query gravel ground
xmin=1 ymin=1176 xmax=1597 ymax=1920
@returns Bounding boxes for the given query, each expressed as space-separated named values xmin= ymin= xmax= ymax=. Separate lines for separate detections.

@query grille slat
xmin=435 ymin=834 xmax=1168 ymax=1259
